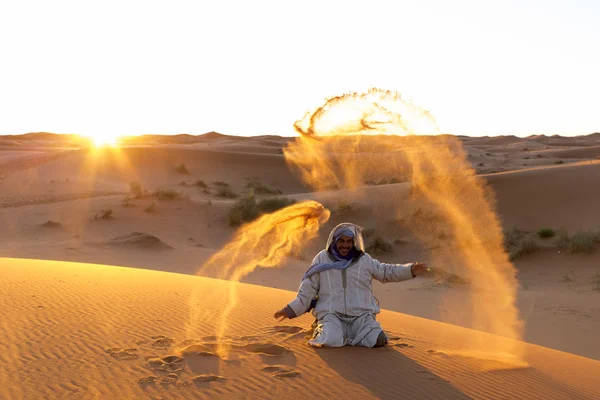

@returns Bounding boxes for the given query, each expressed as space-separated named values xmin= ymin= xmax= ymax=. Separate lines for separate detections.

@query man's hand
xmin=411 ymin=262 xmax=429 ymax=277
xmin=274 ymin=308 xmax=289 ymax=321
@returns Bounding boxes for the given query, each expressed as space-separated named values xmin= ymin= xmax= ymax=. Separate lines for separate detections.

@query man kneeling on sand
xmin=274 ymin=223 xmax=428 ymax=348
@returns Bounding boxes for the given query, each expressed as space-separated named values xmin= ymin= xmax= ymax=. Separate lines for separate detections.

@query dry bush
xmin=503 ymin=227 xmax=538 ymax=260
xmin=216 ymin=186 xmax=238 ymax=199
xmin=94 ymin=209 xmax=113 ymax=220
xmin=246 ymin=178 xmax=282 ymax=195
xmin=129 ymin=181 xmax=143 ymax=197
xmin=155 ymin=189 xmax=181 ymax=200
xmin=568 ymin=229 xmax=599 ymax=254
xmin=228 ymin=195 xmax=295 ymax=226
xmin=537 ymin=228 xmax=555 ymax=239
xmin=365 ymin=234 xmax=394 ymax=254
xmin=175 ymin=163 xmax=189 ymax=174
xmin=144 ymin=202 xmax=156 ymax=213
xmin=336 ymin=199 xmax=356 ymax=213
xmin=41 ymin=220 xmax=62 ymax=228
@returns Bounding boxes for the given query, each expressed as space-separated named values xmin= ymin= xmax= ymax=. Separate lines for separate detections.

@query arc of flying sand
xmin=190 ymin=201 xmax=330 ymax=356
xmin=283 ymin=88 xmax=524 ymax=357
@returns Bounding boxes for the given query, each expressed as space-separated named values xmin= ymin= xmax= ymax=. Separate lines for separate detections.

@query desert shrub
xmin=365 ymin=234 xmax=394 ymax=254
xmin=216 ymin=186 xmax=238 ymax=199
xmin=228 ymin=196 xmax=260 ymax=226
xmin=503 ymin=228 xmax=538 ymax=260
xmin=155 ymin=189 xmax=180 ymax=200
xmin=94 ymin=209 xmax=113 ymax=220
xmin=41 ymin=220 xmax=62 ymax=228
xmin=554 ymin=160 xmax=564 ymax=164
xmin=556 ymin=228 xmax=570 ymax=249
xmin=503 ymin=227 xmax=524 ymax=249
xmin=144 ymin=202 xmax=156 ymax=213
xmin=228 ymin=195 xmax=295 ymax=226
xmin=568 ymin=230 xmax=598 ymax=254
xmin=336 ymin=200 xmax=355 ymax=213
xmin=257 ymin=197 xmax=295 ymax=213
xmin=213 ymin=181 xmax=229 ymax=187
xmin=510 ymin=235 xmax=538 ymax=260
xmin=246 ymin=178 xmax=282 ymax=195
xmin=195 ymin=180 xmax=207 ymax=188
xmin=129 ymin=181 xmax=143 ymax=197
xmin=361 ymin=228 xmax=376 ymax=239
xmin=175 ymin=163 xmax=189 ymax=174
xmin=537 ymin=228 xmax=555 ymax=239
xmin=122 ymin=196 xmax=137 ymax=207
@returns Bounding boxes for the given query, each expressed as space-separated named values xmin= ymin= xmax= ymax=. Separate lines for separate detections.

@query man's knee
xmin=372 ymin=331 xmax=387 ymax=348
xmin=309 ymin=316 xmax=345 ymax=347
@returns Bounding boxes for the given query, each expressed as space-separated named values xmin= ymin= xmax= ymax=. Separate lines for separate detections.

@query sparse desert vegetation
xmin=567 ymin=229 xmax=600 ymax=254
xmin=504 ymin=227 xmax=600 ymax=258
xmin=503 ymin=227 xmax=538 ymax=260
xmin=195 ymin=180 xmax=207 ymax=188
xmin=216 ymin=186 xmax=238 ymax=199
xmin=335 ymin=199 xmax=356 ymax=213
xmin=144 ymin=202 xmax=156 ymax=213
xmin=41 ymin=220 xmax=62 ymax=228
xmin=537 ymin=228 xmax=556 ymax=239
xmin=365 ymin=234 xmax=394 ymax=254
xmin=175 ymin=163 xmax=189 ymax=174
xmin=94 ymin=209 xmax=113 ymax=220
xmin=245 ymin=178 xmax=282 ymax=195
xmin=129 ymin=181 xmax=143 ymax=198
xmin=155 ymin=188 xmax=181 ymax=200
xmin=228 ymin=195 xmax=296 ymax=226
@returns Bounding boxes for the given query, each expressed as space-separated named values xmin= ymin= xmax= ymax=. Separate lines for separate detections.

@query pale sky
xmin=1 ymin=0 xmax=598 ymax=140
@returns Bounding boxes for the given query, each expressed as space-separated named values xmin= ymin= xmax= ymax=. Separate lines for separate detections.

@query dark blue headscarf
xmin=302 ymin=227 xmax=359 ymax=280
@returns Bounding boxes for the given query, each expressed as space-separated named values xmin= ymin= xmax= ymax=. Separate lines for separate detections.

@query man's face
xmin=336 ymin=235 xmax=354 ymax=256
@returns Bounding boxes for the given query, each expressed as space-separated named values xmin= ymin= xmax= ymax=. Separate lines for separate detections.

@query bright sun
xmin=86 ymin=132 xmax=121 ymax=147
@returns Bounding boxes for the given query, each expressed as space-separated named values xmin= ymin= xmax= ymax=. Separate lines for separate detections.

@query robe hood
xmin=325 ymin=222 xmax=365 ymax=253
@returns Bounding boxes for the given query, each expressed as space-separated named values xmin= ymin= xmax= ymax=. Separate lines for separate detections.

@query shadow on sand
xmin=314 ymin=345 xmax=470 ymax=399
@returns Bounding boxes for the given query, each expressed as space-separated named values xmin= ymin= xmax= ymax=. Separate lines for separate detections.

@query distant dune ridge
xmin=1 ymin=130 xmax=600 ymax=398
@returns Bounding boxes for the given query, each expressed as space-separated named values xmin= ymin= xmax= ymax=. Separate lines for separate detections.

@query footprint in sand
xmin=151 ymin=335 xmax=175 ymax=348
xmin=106 ymin=348 xmax=139 ymax=360
xmin=138 ymin=376 xmax=157 ymax=385
xmin=179 ymin=344 xmax=217 ymax=358
xmin=264 ymin=326 xmax=305 ymax=334
xmin=261 ymin=366 xmax=301 ymax=378
xmin=192 ymin=374 xmax=227 ymax=383
xmin=236 ymin=343 xmax=288 ymax=356
xmin=159 ymin=373 xmax=180 ymax=386
xmin=393 ymin=343 xmax=414 ymax=348
xmin=146 ymin=355 xmax=185 ymax=372
xmin=427 ymin=350 xmax=450 ymax=358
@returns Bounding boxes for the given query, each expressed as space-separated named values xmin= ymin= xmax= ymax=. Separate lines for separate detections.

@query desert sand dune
xmin=535 ymin=145 xmax=600 ymax=160
xmin=485 ymin=160 xmax=600 ymax=231
xmin=2 ymin=133 xmax=600 ymax=399
xmin=1 ymin=257 xmax=599 ymax=400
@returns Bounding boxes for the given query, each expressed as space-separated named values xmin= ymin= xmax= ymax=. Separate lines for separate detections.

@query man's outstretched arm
xmin=274 ymin=273 xmax=320 ymax=320
xmin=370 ymin=255 xmax=428 ymax=283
